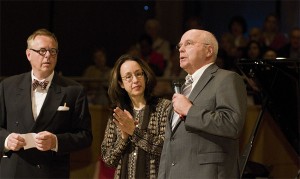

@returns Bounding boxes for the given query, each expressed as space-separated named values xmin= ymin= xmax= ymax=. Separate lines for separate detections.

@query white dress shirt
xmin=31 ymin=71 xmax=54 ymax=120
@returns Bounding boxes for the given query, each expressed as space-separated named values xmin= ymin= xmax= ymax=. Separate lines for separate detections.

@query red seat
xmin=99 ymin=159 xmax=115 ymax=179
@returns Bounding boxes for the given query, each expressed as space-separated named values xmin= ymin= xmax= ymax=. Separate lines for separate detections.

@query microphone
xmin=173 ymin=80 xmax=182 ymax=94
xmin=173 ymin=80 xmax=185 ymax=120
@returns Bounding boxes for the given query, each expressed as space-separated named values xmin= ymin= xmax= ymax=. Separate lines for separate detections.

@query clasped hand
xmin=7 ymin=131 xmax=56 ymax=151
xmin=172 ymin=93 xmax=192 ymax=117
xmin=113 ymin=107 xmax=136 ymax=140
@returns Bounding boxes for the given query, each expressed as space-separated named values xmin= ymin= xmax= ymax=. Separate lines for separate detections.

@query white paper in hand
xmin=21 ymin=133 xmax=37 ymax=149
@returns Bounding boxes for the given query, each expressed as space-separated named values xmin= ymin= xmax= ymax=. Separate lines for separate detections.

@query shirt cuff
xmin=51 ymin=135 xmax=58 ymax=152
xmin=4 ymin=135 xmax=9 ymax=151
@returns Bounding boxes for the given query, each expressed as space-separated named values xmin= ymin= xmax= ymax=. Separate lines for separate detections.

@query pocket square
xmin=57 ymin=103 xmax=69 ymax=111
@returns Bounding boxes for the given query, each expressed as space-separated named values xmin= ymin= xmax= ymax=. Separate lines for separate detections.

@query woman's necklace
xmin=133 ymin=106 xmax=145 ymax=128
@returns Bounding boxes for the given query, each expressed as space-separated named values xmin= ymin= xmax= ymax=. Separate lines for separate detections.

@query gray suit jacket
xmin=158 ymin=64 xmax=247 ymax=179
xmin=0 ymin=72 xmax=92 ymax=178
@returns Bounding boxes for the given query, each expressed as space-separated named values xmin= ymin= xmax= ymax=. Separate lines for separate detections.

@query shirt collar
xmin=189 ymin=62 xmax=214 ymax=89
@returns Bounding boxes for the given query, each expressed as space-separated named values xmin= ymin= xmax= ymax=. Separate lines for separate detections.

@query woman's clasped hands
xmin=113 ymin=107 xmax=137 ymax=140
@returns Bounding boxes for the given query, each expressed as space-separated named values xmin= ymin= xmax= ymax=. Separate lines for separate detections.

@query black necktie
xmin=32 ymin=79 xmax=49 ymax=90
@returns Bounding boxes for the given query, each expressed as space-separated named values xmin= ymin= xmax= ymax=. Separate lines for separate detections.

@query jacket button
xmin=36 ymin=165 xmax=41 ymax=168
xmin=15 ymin=121 xmax=19 ymax=126
xmin=171 ymin=162 xmax=176 ymax=166
xmin=170 ymin=137 xmax=174 ymax=141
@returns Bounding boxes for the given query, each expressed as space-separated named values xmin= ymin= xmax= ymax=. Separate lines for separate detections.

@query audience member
xmin=127 ymin=45 xmax=141 ymax=58
xmin=101 ymin=54 xmax=171 ymax=178
xmin=263 ymin=48 xmax=278 ymax=60
xmin=249 ymin=27 xmax=263 ymax=42
xmin=278 ymin=27 xmax=300 ymax=58
xmin=243 ymin=40 xmax=263 ymax=60
xmin=158 ymin=29 xmax=247 ymax=178
xmin=260 ymin=13 xmax=288 ymax=51
xmin=217 ymin=32 xmax=239 ymax=71
xmin=138 ymin=33 xmax=165 ymax=76
xmin=241 ymin=42 xmax=264 ymax=104
xmin=228 ymin=15 xmax=248 ymax=57
xmin=82 ymin=47 xmax=111 ymax=105
xmin=144 ymin=18 xmax=171 ymax=62
xmin=0 ymin=28 xmax=92 ymax=178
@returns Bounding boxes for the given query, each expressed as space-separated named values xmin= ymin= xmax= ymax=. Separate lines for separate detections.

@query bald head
xmin=178 ymin=29 xmax=219 ymax=74
xmin=183 ymin=29 xmax=219 ymax=60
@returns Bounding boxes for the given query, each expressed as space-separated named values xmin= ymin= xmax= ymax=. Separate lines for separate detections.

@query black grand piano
xmin=237 ymin=58 xmax=299 ymax=178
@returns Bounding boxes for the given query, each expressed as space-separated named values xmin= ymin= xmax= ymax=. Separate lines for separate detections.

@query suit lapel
xmin=17 ymin=73 xmax=36 ymax=131
xmin=33 ymin=74 xmax=64 ymax=131
xmin=188 ymin=64 xmax=218 ymax=102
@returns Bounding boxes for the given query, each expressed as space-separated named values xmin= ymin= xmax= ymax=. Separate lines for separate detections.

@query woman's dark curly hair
xmin=108 ymin=54 xmax=157 ymax=110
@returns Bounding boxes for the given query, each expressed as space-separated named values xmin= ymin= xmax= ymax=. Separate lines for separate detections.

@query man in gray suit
xmin=158 ymin=29 xmax=247 ymax=178
xmin=0 ymin=28 xmax=92 ymax=178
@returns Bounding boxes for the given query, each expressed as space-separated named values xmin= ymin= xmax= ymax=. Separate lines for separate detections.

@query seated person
xmin=138 ymin=34 xmax=165 ymax=77
xmin=82 ymin=47 xmax=111 ymax=105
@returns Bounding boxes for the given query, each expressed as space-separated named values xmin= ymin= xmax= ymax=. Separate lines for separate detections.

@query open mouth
xmin=180 ymin=56 xmax=186 ymax=60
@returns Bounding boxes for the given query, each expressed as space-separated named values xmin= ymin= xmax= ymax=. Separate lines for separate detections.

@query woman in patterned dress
xmin=101 ymin=54 xmax=171 ymax=179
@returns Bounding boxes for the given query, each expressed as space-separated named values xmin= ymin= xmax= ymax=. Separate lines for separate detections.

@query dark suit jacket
xmin=0 ymin=72 xmax=92 ymax=178
xmin=158 ymin=64 xmax=247 ymax=179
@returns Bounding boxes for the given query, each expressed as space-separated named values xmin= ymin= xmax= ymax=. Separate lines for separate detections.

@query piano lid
xmin=237 ymin=58 xmax=300 ymax=154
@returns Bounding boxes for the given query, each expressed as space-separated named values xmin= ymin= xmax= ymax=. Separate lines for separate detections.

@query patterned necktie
xmin=32 ymin=79 xmax=49 ymax=90
xmin=182 ymin=75 xmax=193 ymax=97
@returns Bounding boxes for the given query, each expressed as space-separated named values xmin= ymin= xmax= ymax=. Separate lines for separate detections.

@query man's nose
xmin=44 ymin=51 xmax=51 ymax=58
xmin=179 ymin=46 xmax=185 ymax=52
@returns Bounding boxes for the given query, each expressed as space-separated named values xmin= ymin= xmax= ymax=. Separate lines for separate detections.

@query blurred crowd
xmin=217 ymin=14 xmax=299 ymax=72
xmin=82 ymin=13 xmax=300 ymax=105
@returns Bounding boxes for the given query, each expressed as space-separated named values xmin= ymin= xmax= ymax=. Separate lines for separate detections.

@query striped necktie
xmin=182 ymin=75 xmax=193 ymax=97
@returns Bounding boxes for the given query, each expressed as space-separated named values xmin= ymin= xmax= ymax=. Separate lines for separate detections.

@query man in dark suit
xmin=0 ymin=29 xmax=93 ymax=178
xmin=158 ymin=29 xmax=247 ymax=178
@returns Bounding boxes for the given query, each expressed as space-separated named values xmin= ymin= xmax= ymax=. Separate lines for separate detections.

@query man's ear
xmin=206 ymin=45 xmax=213 ymax=58
xmin=26 ymin=49 xmax=31 ymax=61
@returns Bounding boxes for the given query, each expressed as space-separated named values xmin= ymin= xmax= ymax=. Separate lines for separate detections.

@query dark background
xmin=1 ymin=0 xmax=299 ymax=76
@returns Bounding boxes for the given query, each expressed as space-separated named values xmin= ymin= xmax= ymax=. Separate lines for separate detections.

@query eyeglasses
xmin=176 ymin=40 xmax=210 ymax=50
xmin=30 ymin=48 xmax=59 ymax=56
xmin=121 ymin=71 xmax=144 ymax=82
